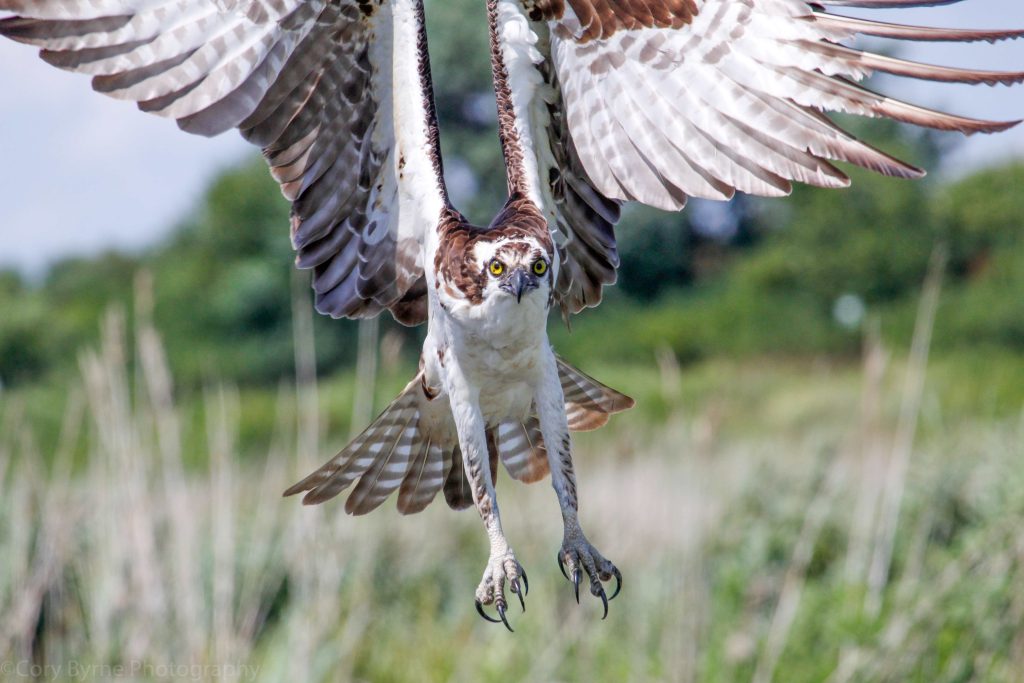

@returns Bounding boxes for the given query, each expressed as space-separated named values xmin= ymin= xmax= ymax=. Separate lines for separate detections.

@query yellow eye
xmin=488 ymin=259 xmax=505 ymax=277
xmin=532 ymin=259 xmax=548 ymax=276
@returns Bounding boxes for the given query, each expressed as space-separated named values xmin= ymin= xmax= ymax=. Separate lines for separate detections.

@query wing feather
xmin=499 ymin=0 xmax=1022 ymax=303
xmin=0 ymin=0 xmax=448 ymax=325
xmin=491 ymin=0 xmax=624 ymax=313
xmin=345 ymin=409 xmax=420 ymax=515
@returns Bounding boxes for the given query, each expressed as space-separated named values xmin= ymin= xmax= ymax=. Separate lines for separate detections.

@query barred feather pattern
xmin=495 ymin=417 xmax=550 ymax=483
xmin=490 ymin=0 xmax=623 ymax=315
xmin=396 ymin=438 xmax=452 ymax=514
xmin=443 ymin=446 xmax=475 ymax=510
xmin=505 ymin=0 xmax=1023 ymax=214
xmin=0 ymin=0 xmax=448 ymax=325
xmin=557 ymin=356 xmax=635 ymax=431
xmin=284 ymin=356 xmax=632 ymax=514
xmin=282 ymin=374 xmax=425 ymax=513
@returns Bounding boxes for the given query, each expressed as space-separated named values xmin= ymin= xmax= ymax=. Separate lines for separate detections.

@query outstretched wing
xmin=491 ymin=0 xmax=623 ymax=314
xmin=494 ymin=0 xmax=1023 ymax=311
xmin=0 ymin=0 xmax=449 ymax=325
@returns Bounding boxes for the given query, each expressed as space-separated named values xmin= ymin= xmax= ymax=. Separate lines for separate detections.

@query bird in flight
xmin=1 ymin=0 xmax=1021 ymax=631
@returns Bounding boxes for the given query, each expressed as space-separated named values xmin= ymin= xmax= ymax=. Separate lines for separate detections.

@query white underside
xmin=422 ymin=284 xmax=551 ymax=443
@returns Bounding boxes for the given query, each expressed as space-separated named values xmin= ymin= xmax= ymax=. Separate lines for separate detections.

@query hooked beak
xmin=501 ymin=268 xmax=536 ymax=304
xmin=513 ymin=269 xmax=529 ymax=303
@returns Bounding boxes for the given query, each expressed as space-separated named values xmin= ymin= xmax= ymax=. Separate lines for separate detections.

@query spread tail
xmin=284 ymin=372 xmax=452 ymax=515
xmin=493 ymin=357 xmax=635 ymax=484
xmin=556 ymin=356 xmax=635 ymax=432
xmin=284 ymin=357 xmax=634 ymax=512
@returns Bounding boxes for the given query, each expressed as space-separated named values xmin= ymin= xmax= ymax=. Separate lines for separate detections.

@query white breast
xmin=435 ymin=287 xmax=550 ymax=426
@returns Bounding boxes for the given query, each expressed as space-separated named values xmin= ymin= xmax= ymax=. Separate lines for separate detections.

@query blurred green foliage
xmin=2 ymin=151 xmax=1022 ymax=393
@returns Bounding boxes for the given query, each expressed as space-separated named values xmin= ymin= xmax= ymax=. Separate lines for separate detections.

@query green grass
xmin=2 ymin=315 xmax=1024 ymax=681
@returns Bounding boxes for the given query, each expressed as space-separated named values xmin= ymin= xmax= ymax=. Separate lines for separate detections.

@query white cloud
xmin=0 ymin=43 xmax=249 ymax=274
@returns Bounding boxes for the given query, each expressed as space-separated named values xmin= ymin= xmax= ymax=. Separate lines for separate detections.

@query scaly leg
xmin=536 ymin=347 xmax=621 ymax=617
xmin=443 ymin=351 xmax=527 ymax=631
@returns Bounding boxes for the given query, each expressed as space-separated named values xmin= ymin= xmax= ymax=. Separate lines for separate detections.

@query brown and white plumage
xmin=1 ymin=1 xmax=637 ymax=625
xmin=282 ymin=353 xmax=631 ymax=514
xmin=493 ymin=0 xmax=1023 ymax=311
xmin=0 ymin=0 xmax=447 ymax=324
xmin=0 ymin=0 xmax=634 ymax=525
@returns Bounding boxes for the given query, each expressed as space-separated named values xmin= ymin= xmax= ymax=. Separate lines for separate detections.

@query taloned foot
xmin=473 ymin=549 xmax=528 ymax=632
xmin=557 ymin=533 xmax=621 ymax=619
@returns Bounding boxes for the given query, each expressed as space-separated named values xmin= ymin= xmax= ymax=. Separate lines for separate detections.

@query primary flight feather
xmin=490 ymin=0 xmax=1023 ymax=309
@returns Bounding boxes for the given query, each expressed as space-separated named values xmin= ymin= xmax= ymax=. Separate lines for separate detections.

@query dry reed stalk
xmin=656 ymin=344 xmax=683 ymax=408
xmin=351 ymin=316 xmax=379 ymax=438
xmin=865 ymin=245 xmax=947 ymax=617
xmin=291 ymin=268 xmax=320 ymax=468
xmin=844 ymin=319 xmax=888 ymax=585
xmin=2 ymin=427 xmax=46 ymax=658
xmin=207 ymin=385 xmax=242 ymax=670
xmin=234 ymin=393 xmax=293 ymax=648
xmin=1010 ymin=529 xmax=1024 ymax=672
xmin=0 ymin=394 xmax=21 ymax=493
xmin=138 ymin=318 xmax=203 ymax=658
xmin=861 ymin=517 xmax=1017 ymax=681
xmin=752 ymin=448 xmax=847 ymax=683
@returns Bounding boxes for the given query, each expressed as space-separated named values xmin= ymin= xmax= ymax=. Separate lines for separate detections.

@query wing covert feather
xmin=499 ymin=0 xmax=1022 ymax=309
xmin=0 ymin=0 xmax=449 ymax=325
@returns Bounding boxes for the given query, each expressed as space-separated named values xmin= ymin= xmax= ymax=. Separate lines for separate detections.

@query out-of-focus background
xmin=1 ymin=1 xmax=1023 ymax=680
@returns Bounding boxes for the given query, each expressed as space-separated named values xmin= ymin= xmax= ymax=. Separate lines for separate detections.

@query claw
xmin=497 ymin=602 xmax=514 ymax=632
xmin=572 ymin=569 xmax=581 ymax=604
xmin=609 ymin=568 xmax=622 ymax=601
xmin=520 ymin=568 xmax=529 ymax=595
xmin=597 ymin=585 xmax=609 ymax=619
xmin=557 ymin=552 xmax=569 ymax=581
xmin=476 ymin=600 xmax=500 ymax=624
xmin=512 ymin=581 xmax=528 ymax=614
xmin=512 ymin=579 xmax=526 ymax=612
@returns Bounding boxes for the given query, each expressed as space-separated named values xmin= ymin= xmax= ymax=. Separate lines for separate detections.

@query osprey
xmin=1 ymin=0 xmax=1020 ymax=630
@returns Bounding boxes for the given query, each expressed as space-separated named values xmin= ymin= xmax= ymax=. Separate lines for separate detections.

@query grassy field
xmin=2 ymin=309 xmax=1024 ymax=682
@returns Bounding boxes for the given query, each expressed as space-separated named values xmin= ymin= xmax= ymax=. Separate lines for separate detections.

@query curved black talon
xmin=557 ymin=552 xmax=569 ymax=581
xmin=520 ymin=568 xmax=529 ymax=595
xmin=597 ymin=586 xmax=609 ymax=620
xmin=572 ymin=569 xmax=581 ymax=604
xmin=512 ymin=579 xmax=526 ymax=612
xmin=609 ymin=569 xmax=622 ymax=601
xmin=476 ymin=600 xmax=500 ymax=624
xmin=496 ymin=603 xmax=514 ymax=632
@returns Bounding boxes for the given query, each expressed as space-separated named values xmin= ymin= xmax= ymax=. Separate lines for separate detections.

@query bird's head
xmin=472 ymin=235 xmax=553 ymax=305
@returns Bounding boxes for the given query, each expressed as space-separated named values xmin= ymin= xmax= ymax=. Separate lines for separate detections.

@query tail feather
xmin=443 ymin=446 xmax=475 ymax=510
xmin=557 ymin=356 xmax=635 ymax=432
xmin=396 ymin=437 xmax=451 ymax=515
xmin=497 ymin=360 xmax=633 ymax=482
xmin=284 ymin=374 xmax=423 ymax=511
xmin=345 ymin=409 xmax=420 ymax=515
xmin=496 ymin=417 xmax=550 ymax=484
xmin=284 ymin=359 xmax=635 ymax=513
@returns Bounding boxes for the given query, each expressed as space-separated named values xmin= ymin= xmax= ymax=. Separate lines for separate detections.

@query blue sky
xmin=0 ymin=0 xmax=1022 ymax=275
